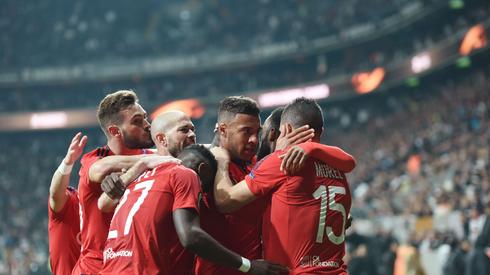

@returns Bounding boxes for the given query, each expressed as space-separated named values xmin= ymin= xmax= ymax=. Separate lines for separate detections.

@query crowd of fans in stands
xmin=1 ymin=0 xmax=424 ymax=68
xmin=329 ymin=69 xmax=490 ymax=275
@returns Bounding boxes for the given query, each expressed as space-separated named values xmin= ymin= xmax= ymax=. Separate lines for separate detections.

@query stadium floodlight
xmin=411 ymin=52 xmax=432 ymax=74
xmin=150 ymin=99 xmax=205 ymax=120
xmin=30 ymin=112 xmax=68 ymax=129
xmin=459 ymin=24 xmax=487 ymax=56
xmin=258 ymin=84 xmax=330 ymax=108
xmin=351 ymin=67 xmax=385 ymax=94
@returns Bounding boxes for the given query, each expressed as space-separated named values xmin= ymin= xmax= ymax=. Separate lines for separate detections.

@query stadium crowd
xmin=0 ymin=65 xmax=488 ymax=274
xmin=0 ymin=0 xmax=425 ymax=68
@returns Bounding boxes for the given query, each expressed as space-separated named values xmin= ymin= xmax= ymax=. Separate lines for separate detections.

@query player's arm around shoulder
xmin=88 ymin=154 xmax=144 ymax=183
xmin=210 ymin=147 xmax=258 ymax=214
xmin=97 ymin=156 xmax=180 ymax=212
xmin=280 ymin=142 xmax=356 ymax=174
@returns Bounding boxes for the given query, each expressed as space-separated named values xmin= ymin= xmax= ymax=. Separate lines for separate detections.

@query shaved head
xmin=151 ymin=111 xmax=196 ymax=157
xmin=151 ymin=111 xmax=188 ymax=139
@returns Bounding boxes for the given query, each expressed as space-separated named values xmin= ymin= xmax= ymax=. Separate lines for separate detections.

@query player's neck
xmin=230 ymin=157 xmax=249 ymax=169
xmin=107 ymin=140 xmax=143 ymax=155
xmin=156 ymin=146 xmax=171 ymax=157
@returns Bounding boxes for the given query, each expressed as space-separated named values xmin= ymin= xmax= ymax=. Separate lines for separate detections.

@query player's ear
xmin=108 ymin=125 xmax=121 ymax=138
xmin=155 ymin=132 xmax=167 ymax=146
xmin=218 ymin=123 xmax=227 ymax=138
xmin=286 ymin=124 xmax=293 ymax=134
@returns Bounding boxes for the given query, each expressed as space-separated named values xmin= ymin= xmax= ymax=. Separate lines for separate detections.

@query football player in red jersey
xmin=99 ymin=112 xmax=288 ymax=275
xmin=195 ymin=96 xmax=268 ymax=275
xmin=48 ymin=132 xmax=87 ymax=275
xmin=212 ymin=97 xmax=354 ymax=275
xmin=72 ymin=90 xmax=155 ymax=275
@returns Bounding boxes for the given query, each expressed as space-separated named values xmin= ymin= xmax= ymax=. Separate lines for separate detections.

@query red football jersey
xmin=48 ymin=187 xmax=81 ymax=275
xmin=195 ymin=158 xmax=265 ymax=275
xmin=245 ymin=149 xmax=351 ymax=275
xmin=100 ymin=162 xmax=200 ymax=275
xmin=73 ymin=147 xmax=151 ymax=275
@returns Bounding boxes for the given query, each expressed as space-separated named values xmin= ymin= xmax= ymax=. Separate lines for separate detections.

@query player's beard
xmin=122 ymin=130 xmax=154 ymax=149
xmin=256 ymin=138 xmax=272 ymax=161
xmin=168 ymin=138 xmax=195 ymax=157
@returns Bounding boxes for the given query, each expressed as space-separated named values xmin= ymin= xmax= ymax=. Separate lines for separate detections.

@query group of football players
xmin=48 ymin=90 xmax=356 ymax=275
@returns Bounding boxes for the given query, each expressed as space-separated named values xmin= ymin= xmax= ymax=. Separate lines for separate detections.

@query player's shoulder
xmin=153 ymin=162 xmax=197 ymax=179
xmin=254 ymin=151 xmax=283 ymax=169
xmin=81 ymin=146 xmax=111 ymax=161
xmin=170 ymin=163 xmax=198 ymax=178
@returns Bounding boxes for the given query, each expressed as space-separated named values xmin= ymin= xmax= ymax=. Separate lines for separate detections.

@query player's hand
xmin=279 ymin=145 xmax=308 ymax=175
xmin=140 ymin=155 xmax=181 ymax=169
xmin=248 ymin=259 xmax=289 ymax=275
xmin=101 ymin=172 xmax=125 ymax=200
xmin=64 ymin=132 xmax=88 ymax=165
xmin=275 ymin=125 xmax=314 ymax=151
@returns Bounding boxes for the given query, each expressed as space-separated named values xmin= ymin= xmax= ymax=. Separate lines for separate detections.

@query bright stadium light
xmin=258 ymin=84 xmax=330 ymax=108
xmin=30 ymin=112 xmax=68 ymax=129
xmin=411 ymin=52 xmax=432 ymax=74
xmin=150 ymin=98 xmax=205 ymax=120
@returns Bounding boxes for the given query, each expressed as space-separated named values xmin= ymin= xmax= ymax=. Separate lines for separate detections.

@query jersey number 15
xmin=312 ymin=185 xmax=346 ymax=245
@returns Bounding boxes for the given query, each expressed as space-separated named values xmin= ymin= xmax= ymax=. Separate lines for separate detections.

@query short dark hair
xmin=218 ymin=96 xmax=260 ymax=122
xmin=180 ymin=144 xmax=218 ymax=177
xmin=268 ymin=107 xmax=284 ymax=132
xmin=281 ymin=97 xmax=323 ymax=132
xmin=97 ymin=90 xmax=139 ymax=135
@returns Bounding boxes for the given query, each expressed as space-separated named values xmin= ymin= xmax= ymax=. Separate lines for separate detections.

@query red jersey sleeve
xmin=299 ymin=142 xmax=356 ymax=172
xmin=245 ymin=153 xmax=287 ymax=197
xmin=171 ymin=167 xmax=201 ymax=213
xmin=79 ymin=150 xmax=103 ymax=189
xmin=48 ymin=189 xmax=75 ymax=221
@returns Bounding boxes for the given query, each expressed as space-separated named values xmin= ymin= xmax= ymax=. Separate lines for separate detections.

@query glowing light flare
xmin=258 ymin=84 xmax=330 ymax=108
xmin=150 ymin=99 xmax=205 ymax=120
xmin=411 ymin=52 xmax=432 ymax=74
xmin=30 ymin=112 xmax=68 ymax=129
xmin=460 ymin=24 xmax=487 ymax=56
xmin=351 ymin=67 xmax=385 ymax=94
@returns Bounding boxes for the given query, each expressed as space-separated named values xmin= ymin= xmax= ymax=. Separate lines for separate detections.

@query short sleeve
xmin=79 ymin=152 xmax=102 ymax=189
xmin=245 ymin=153 xmax=286 ymax=197
xmin=48 ymin=190 xmax=77 ymax=222
xmin=171 ymin=167 xmax=201 ymax=213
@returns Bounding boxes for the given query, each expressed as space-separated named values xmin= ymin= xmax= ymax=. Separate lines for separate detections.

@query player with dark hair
xmin=194 ymin=96 xmax=267 ymax=275
xmin=48 ymin=132 xmax=87 ymax=274
xmin=257 ymin=107 xmax=284 ymax=161
xmin=178 ymin=144 xmax=218 ymax=193
xmin=72 ymin=90 xmax=154 ymax=275
xmin=99 ymin=113 xmax=288 ymax=275
xmin=212 ymin=97 xmax=354 ymax=274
